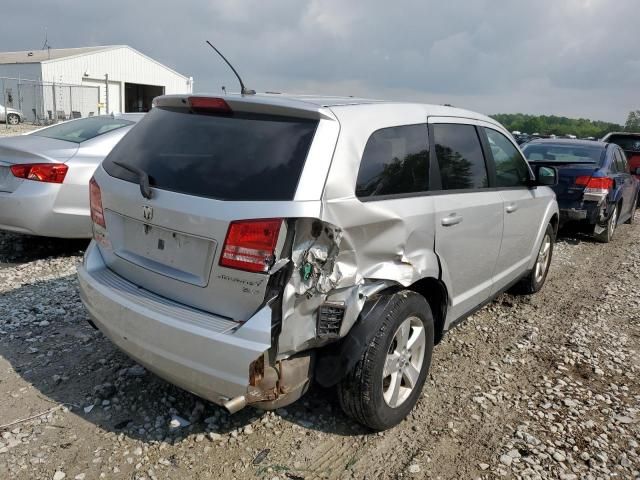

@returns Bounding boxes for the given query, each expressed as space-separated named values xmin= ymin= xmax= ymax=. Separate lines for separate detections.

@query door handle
xmin=441 ymin=213 xmax=463 ymax=226
xmin=506 ymin=203 xmax=518 ymax=213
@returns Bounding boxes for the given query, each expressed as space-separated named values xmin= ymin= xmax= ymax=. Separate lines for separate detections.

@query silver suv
xmin=78 ymin=94 xmax=559 ymax=430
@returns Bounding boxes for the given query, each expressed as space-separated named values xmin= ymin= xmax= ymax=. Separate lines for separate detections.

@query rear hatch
xmin=523 ymin=142 xmax=605 ymax=204
xmin=94 ymin=96 xmax=334 ymax=321
xmin=0 ymin=136 xmax=78 ymax=192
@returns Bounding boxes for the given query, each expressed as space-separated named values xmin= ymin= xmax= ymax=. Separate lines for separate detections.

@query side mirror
xmin=531 ymin=165 xmax=558 ymax=187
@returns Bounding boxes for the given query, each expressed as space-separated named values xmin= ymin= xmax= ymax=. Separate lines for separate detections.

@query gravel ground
xmin=0 ymin=124 xmax=39 ymax=137
xmin=0 ymin=218 xmax=638 ymax=480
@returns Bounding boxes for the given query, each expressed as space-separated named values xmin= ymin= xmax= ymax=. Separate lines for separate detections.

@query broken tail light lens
xmin=188 ymin=97 xmax=231 ymax=114
xmin=89 ymin=177 xmax=106 ymax=228
xmin=220 ymin=219 xmax=282 ymax=273
xmin=10 ymin=163 xmax=68 ymax=183
xmin=576 ymin=176 xmax=613 ymax=195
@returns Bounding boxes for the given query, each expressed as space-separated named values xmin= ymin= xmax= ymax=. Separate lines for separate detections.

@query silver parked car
xmin=0 ymin=104 xmax=24 ymax=125
xmin=78 ymin=95 xmax=559 ymax=430
xmin=0 ymin=114 xmax=143 ymax=238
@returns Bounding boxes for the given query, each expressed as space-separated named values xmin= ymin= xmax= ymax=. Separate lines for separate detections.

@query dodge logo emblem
xmin=142 ymin=205 xmax=153 ymax=221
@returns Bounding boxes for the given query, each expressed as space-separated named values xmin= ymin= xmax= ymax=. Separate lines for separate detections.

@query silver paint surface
xmin=80 ymin=94 xmax=559 ymax=406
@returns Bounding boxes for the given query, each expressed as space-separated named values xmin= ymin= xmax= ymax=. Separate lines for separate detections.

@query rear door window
xmin=103 ymin=107 xmax=318 ymax=201
xmin=483 ymin=128 xmax=531 ymax=187
xmin=432 ymin=124 xmax=489 ymax=190
xmin=355 ymin=124 xmax=429 ymax=198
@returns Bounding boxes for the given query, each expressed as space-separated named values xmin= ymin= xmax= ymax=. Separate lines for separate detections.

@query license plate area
xmin=112 ymin=214 xmax=217 ymax=287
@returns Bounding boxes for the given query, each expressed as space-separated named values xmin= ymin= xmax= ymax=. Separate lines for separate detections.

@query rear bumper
xmin=0 ymin=180 xmax=91 ymax=238
xmin=558 ymin=200 xmax=605 ymax=228
xmin=77 ymin=241 xmax=273 ymax=405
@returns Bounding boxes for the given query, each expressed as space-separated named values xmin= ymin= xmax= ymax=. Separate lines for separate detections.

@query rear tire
xmin=594 ymin=203 xmax=618 ymax=243
xmin=337 ymin=291 xmax=434 ymax=431
xmin=7 ymin=113 xmax=19 ymax=125
xmin=510 ymin=223 xmax=554 ymax=295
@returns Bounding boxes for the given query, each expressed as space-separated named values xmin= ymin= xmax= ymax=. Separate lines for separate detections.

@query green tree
xmin=435 ymin=145 xmax=475 ymax=189
xmin=491 ymin=113 xmax=624 ymax=139
xmin=625 ymin=110 xmax=640 ymax=132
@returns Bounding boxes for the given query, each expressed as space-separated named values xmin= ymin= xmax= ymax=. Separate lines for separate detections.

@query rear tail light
xmin=89 ymin=177 xmax=106 ymax=228
xmin=576 ymin=176 xmax=613 ymax=195
xmin=10 ymin=163 xmax=68 ymax=183
xmin=188 ymin=96 xmax=231 ymax=114
xmin=220 ymin=219 xmax=282 ymax=273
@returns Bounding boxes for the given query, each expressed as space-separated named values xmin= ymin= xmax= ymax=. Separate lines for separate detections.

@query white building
xmin=0 ymin=45 xmax=192 ymax=119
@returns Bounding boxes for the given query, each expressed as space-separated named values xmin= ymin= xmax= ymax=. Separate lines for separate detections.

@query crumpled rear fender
xmin=276 ymin=205 xmax=442 ymax=356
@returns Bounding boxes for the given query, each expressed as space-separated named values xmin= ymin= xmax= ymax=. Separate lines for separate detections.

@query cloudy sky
xmin=3 ymin=0 xmax=638 ymax=123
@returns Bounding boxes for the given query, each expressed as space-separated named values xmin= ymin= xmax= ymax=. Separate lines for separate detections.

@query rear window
xmin=355 ymin=124 xmax=429 ymax=198
xmin=103 ymin=107 xmax=318 ymax=201
xmin=606 ymin=135 xmax=640 ymax=153
xmin=33 ymin=116 xmax=133 ymax=143
xmin=523 ymin=144 xmax=605 ymax=164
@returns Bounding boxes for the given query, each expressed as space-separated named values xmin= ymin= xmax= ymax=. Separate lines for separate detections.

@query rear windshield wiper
xmin=112 ymin=161 xmax=153 ymax=199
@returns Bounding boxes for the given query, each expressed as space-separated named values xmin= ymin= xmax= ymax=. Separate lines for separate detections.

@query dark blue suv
xmin=522 ymin=139 xmax=639 ymax=242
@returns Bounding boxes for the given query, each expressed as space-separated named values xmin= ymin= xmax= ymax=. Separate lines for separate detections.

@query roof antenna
xmin=205 ymin=40 xmax=255 ymax=95
xmin=42 ymin=28 xmax=52 ymax=60
xmin=41 ymin=28 xmax=50 ymax=50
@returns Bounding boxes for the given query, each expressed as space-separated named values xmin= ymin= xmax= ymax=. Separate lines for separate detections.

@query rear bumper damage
xmin=78 ymin=241 xmax=312 ymax=412
xmin=77 ymin=212 xmax=441 ymax=413
xmin=558 ymin=199 xmax=607 ymax=229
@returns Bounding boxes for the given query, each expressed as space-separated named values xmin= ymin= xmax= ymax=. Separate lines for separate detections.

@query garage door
xmin=81 ymin=78 xmax=122 ymax=115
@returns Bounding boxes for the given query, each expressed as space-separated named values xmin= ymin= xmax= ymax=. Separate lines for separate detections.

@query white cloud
xmin=1 ymin=0 xmax=637 ymax=123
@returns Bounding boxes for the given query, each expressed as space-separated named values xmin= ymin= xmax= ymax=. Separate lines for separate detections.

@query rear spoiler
xmin=153 ymin=95 xmax=337 ymax=121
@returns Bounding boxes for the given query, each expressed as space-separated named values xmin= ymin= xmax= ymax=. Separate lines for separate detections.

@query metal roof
xmin=260 ymin=94 xmax=385 ymax=107
xmin=0 ymin=46 xmax=124 ymax=64
xmin=158 ymin=92 xmax=501 ymax=128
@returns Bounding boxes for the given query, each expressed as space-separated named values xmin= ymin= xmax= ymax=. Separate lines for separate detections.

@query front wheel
xmin=337 ymin=291 xmax=434 ymax=430
xmin=510 ymin=222 xmax=555 ymax=295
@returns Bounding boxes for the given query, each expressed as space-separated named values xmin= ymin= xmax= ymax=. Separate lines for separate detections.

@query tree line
xmin=490 ymin=113 xmax=625 ymax=138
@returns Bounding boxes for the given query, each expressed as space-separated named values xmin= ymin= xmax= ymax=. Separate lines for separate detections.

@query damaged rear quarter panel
xmin=277 ymin=104 xmax=442 ymax=356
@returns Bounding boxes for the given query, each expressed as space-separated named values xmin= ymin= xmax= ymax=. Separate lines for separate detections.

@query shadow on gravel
xmin=554 ymin=218 xmax=637 ymax=245
xmin=0 ymin=270 xmax=367 ymax=447
xmin=0 ymin=232 xmax=89 ymax=266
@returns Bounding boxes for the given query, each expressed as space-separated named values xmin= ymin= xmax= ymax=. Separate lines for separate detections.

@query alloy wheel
xmin=534 ymin=233 xmax=552 ymax=284
xmin=382 ymin=316 xmax=426 ymax=408
xmin=608 ymin=205 xmax=618 ymax=239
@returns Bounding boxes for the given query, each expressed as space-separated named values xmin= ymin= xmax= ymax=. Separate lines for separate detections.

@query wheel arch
xmin=549 ymin=212 xmax=559 ymax=236
xmin=528 ymin=201 xmax=560 ymax=271
xmin=314 ymin=286 xmax=440 ymax=388
xmin=406 ymin=276 xmax=448 ymax=344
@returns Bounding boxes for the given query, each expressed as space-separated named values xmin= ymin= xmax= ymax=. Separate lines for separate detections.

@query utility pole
xmin=17 ymin=74 xmax=22 ymax=113
xmin=2 ymin=78 xmax=7 ymax=130
xmin=52 ymin=81 xmax=57 ymax=122
xmin=104 ymin=73 xmax=109 ymax=114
